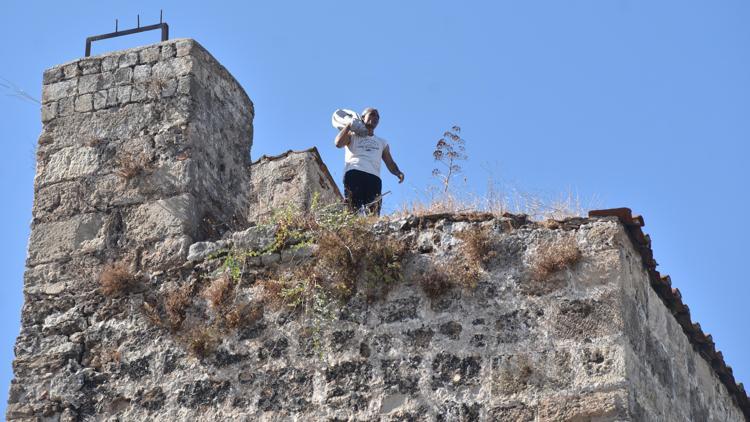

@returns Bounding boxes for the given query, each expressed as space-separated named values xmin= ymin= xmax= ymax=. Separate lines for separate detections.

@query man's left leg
xmin=364 ymin=174 xmax=383 ymax=216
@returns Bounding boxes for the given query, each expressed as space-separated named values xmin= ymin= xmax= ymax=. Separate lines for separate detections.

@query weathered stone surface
xmin=42 ymin=78 xmax=77 ymax=103
xmin=248 ymin=148 xmax=342 ymax=223
xmin=10 ymin=39 xmax=748 ymax=422
xmin=12 ymin=216 xmax=750 ymax=420
xmin=27 ymin=213 xmax=105 ymax=264
xmin=231 ymin=225 xmax=275 ymax=250
xmin=37 ymin=146 xmax=99 ymax=186
xmin=187 ymin=240 xmax=229 ymax=261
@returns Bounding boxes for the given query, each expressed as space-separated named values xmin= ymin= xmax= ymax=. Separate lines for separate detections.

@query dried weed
xmin=99 ymin=262 xmax=137 ymax=296
xmin=186 ymin=327 xmax=218 ymax=359
xmin=455 ymin=226 xmax=497 ymax=266
xmin=203 ymin=273 xmax=235 ymax=311
xmin=528 ymin=237 xmax=582 ymax=282
xmin=165 ymin=284 xmax=192 ymax=330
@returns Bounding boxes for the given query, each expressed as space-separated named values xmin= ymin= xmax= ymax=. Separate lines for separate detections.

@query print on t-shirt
xmin=344 ymin=134 xmax=388 ymax=178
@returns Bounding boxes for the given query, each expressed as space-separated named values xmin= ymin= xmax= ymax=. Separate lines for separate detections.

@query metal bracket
xmin=85 ymin=11 xmax=169 ymax=57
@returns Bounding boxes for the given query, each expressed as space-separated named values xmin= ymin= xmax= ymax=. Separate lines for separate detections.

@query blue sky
xmin=1 ymin=0 xmax=748 ymax=412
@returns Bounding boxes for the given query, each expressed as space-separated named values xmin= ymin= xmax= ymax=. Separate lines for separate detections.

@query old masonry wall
xmin=7 ymin=39 xmax=749 ymax=421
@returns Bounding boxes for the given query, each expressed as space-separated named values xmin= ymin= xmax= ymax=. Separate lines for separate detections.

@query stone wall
xmin=620 ymin=239 xmax=745 ymax=420
xmin=10 ymin=211 xmax=749 ymax=420
xmin=8 ymin=39 xmax=254 ymax=420
xmin=31 ymin=38 xmax=253 ymax=268
xmin=8 ymin=39 xmax=749 ymax=422
xmin=248 ymin=148 xmax=343 ymax=223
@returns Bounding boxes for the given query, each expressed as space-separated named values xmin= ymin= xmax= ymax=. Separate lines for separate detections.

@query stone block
xmin=430 ymin=353 xmax=481 ymax=389
xmin=161 ymin=78 xmax=177 ymax=97
xmin=139 ymin=235 xmax=192 ymax=268
xmin=187 ymin=240 xmax=229 ymax=261
xmin=161 ymin=43 xmax=175 ymax=59
xmin=74 ymin=94 xmax=93 ymax=113
xmin=177 ymin=75 xmax=192 ymax=95
xmin=23 ymin=256 xmax=101 ymax=290
xmin=550 ymin=293 xmax=622 ymax=340
xmin=43 ymin=67 xmax=64 ymax=85
xmin=491 ymin=349 xmax=572 ymax=395
xmin=130 ymin=83 xmax=148 ymax=102
xmin=176 ymin=40 xmax=193 ymax=57
xmin=42 ymin=79 xmax=77 ymax=103
xmin=41 ymin=102 xmax=57 ymax=123
xmin=37 ymin=146 xmax=99 ymax=186
xmin=93 ymin=90 xmax=107 ymax=110
xmin=139 ymin=47 xmax=160 ymax=64
xmin=152 ymin=57 xmax=194 ymax=80
xmin=101 ymin=55 xmax=118 ymax=72
xmin=123 ymin=193 xmax=200 ymax=243
xmin=537 ymin=390 xmax=629 ymax=421
xmin=80 ymin=58 xmax=101 ymax=75
xmin=57 ymin=97 xmax=74 ymax=116
xmin=114 ymin=67 xmax=133 ymax=86
xmin=63 ymin=63 xmax=80 ymax=79
xmin=133 ymin=65 xmax=151 ymax=82
xmin=119 ymin=52 xmax=138 ymax=68
xmin=97 ymin=72 xmax=114 ymax=90
xmin=117 ymin=86 xmax=132 ymax=104
xmin=106 ymin=88 xmax=119 ymax=107
xmin=231 ymin=225 xmax=275 ymax=251
xmin=78 ymin=74 xmax=100 ymax=94
xmin=27 ymin=213 xmax=106 ymax=265
xmin=488 ymin=402 xmax=535 ymax=421
xmin=42 ymin=307 xmax=86 ymax=336
xmin=32 ymin=172 xmax=143 ymax=223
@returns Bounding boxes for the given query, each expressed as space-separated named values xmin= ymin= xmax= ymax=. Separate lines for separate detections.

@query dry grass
xmin=528 ymin=237 xmax=582 ymax=282
xmin=224 ymin=302 xmax=263 ymax=329
xmin=414 ymin=225 xmax=497 ymax=298
xmin=391 ymin=184 xmax=596 ymax=221
xmin=142 ymin=300 xmax=162 ymax=326
xmin=361 ymin=235 xmax=409 ymax=301
xmin=259 ymin=263 xmax=315 ymax=312
xmin=455 ymin=226 xmax=497 ymax=266
xmin=417 ymin=264 xmax=455 ymax=298
xmin=164 ymin=284 xmax=192 ymax=330
xmin=116 ymin=153 xmax=150 ymax=180
xmin=203 ymin=273 xmax=235 ymax=311
xmin=185 ymin=327 xmax=218 ymax=359
xmin=258 ymin=277 xmax=286 ymax=310
xmin=417 ymin=257 xmax=481 ymax=298
xmin=99 ymin=262 xmax=137 ymax=296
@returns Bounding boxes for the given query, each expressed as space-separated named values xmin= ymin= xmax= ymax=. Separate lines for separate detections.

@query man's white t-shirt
xmin=344 ymin=134 xmax=388 ymax=178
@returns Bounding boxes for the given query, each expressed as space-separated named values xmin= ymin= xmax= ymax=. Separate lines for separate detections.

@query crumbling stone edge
xmin=590 ymin=207 xmax=750 ymax=419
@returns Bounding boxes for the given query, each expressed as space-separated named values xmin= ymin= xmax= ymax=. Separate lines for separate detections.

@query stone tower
xmin=8 ymin=40 xmax=750 ymax=421
xmin=9 ymin=39 xmax=254 ymax=419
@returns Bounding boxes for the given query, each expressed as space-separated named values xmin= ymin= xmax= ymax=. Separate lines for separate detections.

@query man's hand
xmin=382 ymin=146 xmax=403 ymax=183
xmin=334 ymin=123 xmax=352 ymax=148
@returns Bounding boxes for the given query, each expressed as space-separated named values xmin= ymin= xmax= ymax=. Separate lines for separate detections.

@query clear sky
xmin=1 ymin=0 xmax=748 ymax=413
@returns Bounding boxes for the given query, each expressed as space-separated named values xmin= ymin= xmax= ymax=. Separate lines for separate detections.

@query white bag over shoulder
xmin=332 ymin=109 xmax=368 ymax=136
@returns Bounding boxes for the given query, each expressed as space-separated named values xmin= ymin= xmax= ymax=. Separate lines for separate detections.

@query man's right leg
xmin=343 ymin=170 xmax=367 ymax=213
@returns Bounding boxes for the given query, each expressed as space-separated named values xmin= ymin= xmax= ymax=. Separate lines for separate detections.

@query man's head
xmin=361 ymin=107 xmax=379 ymax=130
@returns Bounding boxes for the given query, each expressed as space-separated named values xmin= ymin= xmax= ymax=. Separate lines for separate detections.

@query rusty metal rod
xmin=85 ymin=22 xmax=169 ymax=57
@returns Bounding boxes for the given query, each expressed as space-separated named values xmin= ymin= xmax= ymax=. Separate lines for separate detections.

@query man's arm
xmin=382 ymin=145 xmax=405 ymax=183
xmin=335 ymin=123 xmax=353 ymax=148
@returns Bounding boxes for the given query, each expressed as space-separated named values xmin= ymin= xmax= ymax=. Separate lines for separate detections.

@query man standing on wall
xmin=334 ymin=108 xmax=404 ymax=215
